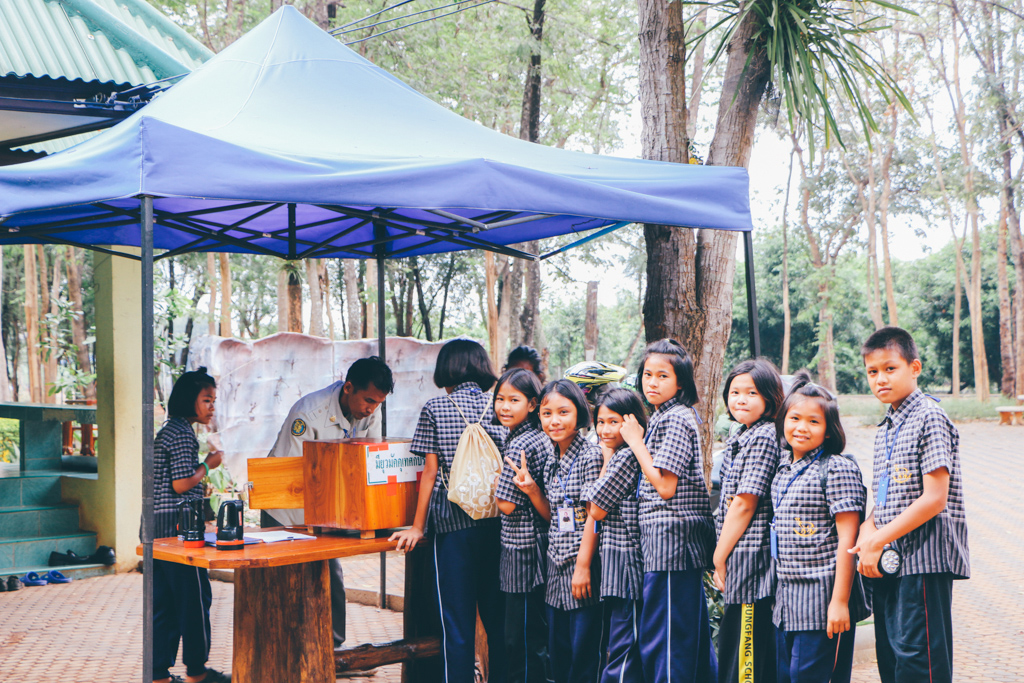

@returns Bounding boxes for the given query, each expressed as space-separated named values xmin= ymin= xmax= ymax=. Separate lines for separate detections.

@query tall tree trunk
xmin=207 ymin=253 xmax=219 ymax=336
xmin=287 ymin=269 xmax=303 ymax=333
xmin=641 ymin=0 xmax=770 ymax=475
xmin=219 ymin=253 xmax=232 ymax=338
xmin=365 ymin=260 xmax=377 ymax=339
xmin=950 ymin=19 xmax=989 ymax=400
xmin=306 ymin=259 xmax=324 ymax=337
xmin=952 ymin=247 xmax=963 ymax=397
xmin=998 ymin=188 xmax=1015 ymax=396
xmin=878 ymin=103 xmax=899 ymax=327
xmin=438 ymin=255 xmax=456 ymax=340
xmin=584 ymin=281 xmax=599 ymax=361
xmin=486 ymin=252 xmax=499 ymax=368
xmin=847 ymin=146 xmax=884 ymax=329
xmin=23 ymin=246 xmax=42 ymax=403
xmin=343 ymin=260 xmax=362 ymax=339
xmin=277 ymin=268 xmax=288 ymax=333
xmin=520 ymin=244 xmax=541 ymax=347
xmin=817 ymin=280 xmax=837 ymax=392
xmin=0 ymin=247 xmax=8 ymax=402
xmin=781 ymin=149 xmax=794 ymax=373
xmin=322 ymin=262 xmax=336 ymax=340
xmin=65 ymin=248 xmax=95 ymax=400
xmin=411 ymin=257 xmax=434 ymax=341
xmin=38 ymin=246 xmax=58 ymax=403
xmin=519 ymin=0 xmax=545 ymax=144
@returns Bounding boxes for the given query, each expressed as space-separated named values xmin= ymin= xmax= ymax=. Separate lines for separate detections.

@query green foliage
xmin=697 ymin=0 xmax=914 ymax=156
xmin=0 ymin=417 xmax=18 ymax=463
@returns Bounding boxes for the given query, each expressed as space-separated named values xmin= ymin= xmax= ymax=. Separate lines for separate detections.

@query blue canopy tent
xmin=0 ymin=6 xmax=757 ymax=681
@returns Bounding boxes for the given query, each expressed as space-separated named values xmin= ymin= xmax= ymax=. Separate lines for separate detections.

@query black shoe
xmin=89 ymin=545 xmax=116 ymax=566
xmin=49 ymin=551 xmax=72 ymax=566
xmin=7 ymin=575 xmax=22 ymax=591
xmin=200 ymin=668 xmax=231 ymax=683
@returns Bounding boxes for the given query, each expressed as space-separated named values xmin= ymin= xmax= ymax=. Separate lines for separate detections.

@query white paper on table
xmin=245 ymin=530 xmax=317 ymax=543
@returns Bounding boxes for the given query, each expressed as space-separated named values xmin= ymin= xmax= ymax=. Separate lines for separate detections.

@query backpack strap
xmin=446 ymin=395 xmax=472 ymax=426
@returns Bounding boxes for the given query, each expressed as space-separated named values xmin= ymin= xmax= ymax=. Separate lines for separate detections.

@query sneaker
xmin=7 ymin=575 xmax=23 ymax=591
xmin=200 ymin=668 xmax=231 ymax=683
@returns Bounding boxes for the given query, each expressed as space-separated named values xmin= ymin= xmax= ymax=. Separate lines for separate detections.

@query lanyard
xmin=770 ymin=448 xmax=822 ymax=559
xmin=876 ymin=419 xmax=904 ymax=508
xmin=557 ymin=445 xmax=580 ymax=506
xmin=773 ymin=448 xmax=823 ymax=510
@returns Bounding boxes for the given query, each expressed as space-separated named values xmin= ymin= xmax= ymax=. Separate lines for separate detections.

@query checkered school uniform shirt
xmin=715 ymin=419 xmax=783 ymax=604
xmin=771 ymin=450 xmax=870 ymax=632
xmin=637 ymin=398 xmax=715 ymax=572
xmin=495 ymin=421 xmax=553 ymax=593
xmin=582 ymin=446 xmax=644 ymax=601
xmin=544 ymin=432 xmax=603 ymax=611
xmin=410 ymin=382 xmax=508 ymax=535
xmin=872 ymin=389 xmax=970 ymax=578
xmin=152 ymin=417 xmax=202 ymax=539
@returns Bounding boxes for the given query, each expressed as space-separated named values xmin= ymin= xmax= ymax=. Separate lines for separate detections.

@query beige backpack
xmin=441 ymin=396 xmax=503 ymax=520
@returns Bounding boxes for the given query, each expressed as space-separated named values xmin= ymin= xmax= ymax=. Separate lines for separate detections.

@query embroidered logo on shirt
xmin=574 ymin=505 xmax=587 ymax=526
xmin=892 ymin=465 xmax=912 ymax=484
xmin=794 ymin=517 xmax=816 ymax=536
xmin=291 ymin=419 xmax=307 ymax=437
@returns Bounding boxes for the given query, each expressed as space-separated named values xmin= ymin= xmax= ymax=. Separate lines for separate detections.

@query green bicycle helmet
xmin=563 ymin=361 xmax=628 ymax=398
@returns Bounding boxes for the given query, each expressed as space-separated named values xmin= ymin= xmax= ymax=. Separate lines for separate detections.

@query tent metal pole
xmin=377 ymin=254 xmax=386 ymax=438
xmin=742 ymin=230 xmax=761 ymax=357
xmin=374 ymin=216 xmax=387 ymax=438
xmin=140 ymin=195 xmax=155 ymax=683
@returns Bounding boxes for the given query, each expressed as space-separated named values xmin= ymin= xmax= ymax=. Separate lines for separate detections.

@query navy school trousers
xmin=505 ymin=586 xmax=551 ymax=683
xmin=775 ymin=625 xmax=856 ymax=683
xmin=601 ymin=597 xmax=644 ymax=683
xmin=717 ymin=598 xmax=777 ymax=683
xmin=547 ymin=601 xmax=605 ymax=683
xmin=639 ymin=570 xmax=718 ymax=683
xmin=434 ymin=523 xmax=507 ymax=683
xmin=152 ymin=558 xmax=213 ymax=680
xmin=872 ymin=573 xmax=954 ymax=683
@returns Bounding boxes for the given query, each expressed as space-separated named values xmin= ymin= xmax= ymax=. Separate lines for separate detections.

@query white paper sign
xmin=365 ymin=442 xmax=425 ymax=485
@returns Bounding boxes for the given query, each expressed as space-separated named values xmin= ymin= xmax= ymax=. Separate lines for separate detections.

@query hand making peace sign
xmin=505 ymin=450 xmax=540 ymax=498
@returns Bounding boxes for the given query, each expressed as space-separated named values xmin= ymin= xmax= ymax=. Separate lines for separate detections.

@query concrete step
xmin=0 ymin=471 xmax=62 ymax=507
xmin=0 ymin=532 xmax=96 ymax=571
xmin=0 ymin=503 xmax=81 ymax=538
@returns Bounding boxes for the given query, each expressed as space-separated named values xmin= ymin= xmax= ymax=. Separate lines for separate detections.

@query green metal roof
xmin=0 ymin=0 xmax=212 ymax=86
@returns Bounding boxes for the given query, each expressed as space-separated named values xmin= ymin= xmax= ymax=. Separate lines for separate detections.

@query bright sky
xmin=552 ymin=98 xmax=975 ymax=308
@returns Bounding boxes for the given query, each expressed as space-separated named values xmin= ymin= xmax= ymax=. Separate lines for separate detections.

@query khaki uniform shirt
xmin=266 ymin=381 xmax=382 ymax=525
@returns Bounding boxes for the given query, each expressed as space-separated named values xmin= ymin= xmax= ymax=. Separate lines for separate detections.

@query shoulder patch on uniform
xmin=291 ymin=419 xmax=307 ymax=437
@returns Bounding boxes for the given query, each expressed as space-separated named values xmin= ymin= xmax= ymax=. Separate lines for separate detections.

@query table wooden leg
xmin=233 ymin=560 xmax=333 ymax=683
xmin=402 ymin=546 xmax=442 ymax=683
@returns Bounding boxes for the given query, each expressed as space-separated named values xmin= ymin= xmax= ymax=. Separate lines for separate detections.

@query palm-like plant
xmin=697 ymin=0 xmax=914 ymax=156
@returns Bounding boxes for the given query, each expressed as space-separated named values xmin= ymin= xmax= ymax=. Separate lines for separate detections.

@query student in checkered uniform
xmin=618 ymin=339 xmax=717 ymax=683
xmin=712 ymin=359 xmax=786 ymax=683
xmin=772 ymin=378 xmax=869 ymax=683
xmin=853 ymin=327 xmax=970 ymax=683
xmin=390 ymin=339 xmax=508 ymax=683
xmin=151 ymin=367 xmax=230 ymax=683
xmin=583 ymin=388 xmax=649 ymax=683
xmin=507 ymin=379 xmax=603 ymax=683
xmin=494 ymin=368 xmax=554 ymax=683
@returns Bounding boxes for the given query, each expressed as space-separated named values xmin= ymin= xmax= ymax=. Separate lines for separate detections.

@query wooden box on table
xmin=248 ymin=437 xmax=422 ymax=538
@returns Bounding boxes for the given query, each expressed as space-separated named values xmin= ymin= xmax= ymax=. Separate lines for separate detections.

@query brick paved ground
xmin=0 ymin=422 xmax=1019 ymax=682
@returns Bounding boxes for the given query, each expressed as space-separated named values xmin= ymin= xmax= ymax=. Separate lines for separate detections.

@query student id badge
xmin=876 ymin=473 xmax=890 ymax=508
xmin=769 ymin=521 xmax=778 ymax=559
xmin=557 ymin=506 xmax=575 ymax=532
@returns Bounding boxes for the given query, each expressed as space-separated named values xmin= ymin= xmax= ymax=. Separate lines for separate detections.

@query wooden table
xmin=140 ymin=531 xmax=422 ymax=683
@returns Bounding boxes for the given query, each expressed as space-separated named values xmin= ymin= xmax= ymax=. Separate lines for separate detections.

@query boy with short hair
xmin=852 ymin=326 xmax=970 ymax=683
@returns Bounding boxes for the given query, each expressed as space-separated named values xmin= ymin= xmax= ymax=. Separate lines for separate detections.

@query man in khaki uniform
xmin=262 ymin=356 xmax=393 ymax=647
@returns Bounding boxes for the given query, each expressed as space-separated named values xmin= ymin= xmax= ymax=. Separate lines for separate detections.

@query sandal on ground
xmin=21 ymin=572 xmax=47 ymax=586
xmin=45 ymin=570 xmax=71 ymax=583
xmin=6 ymin=575 xmax=22 ymax=591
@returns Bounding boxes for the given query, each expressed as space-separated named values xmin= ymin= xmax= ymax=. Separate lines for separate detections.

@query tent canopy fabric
xmin=0 ymin=6 xmax=752 ymax=260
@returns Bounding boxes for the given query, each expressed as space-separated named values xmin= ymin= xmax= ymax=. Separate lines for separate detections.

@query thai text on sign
xmin=365 ymin=442 xmax=424 ymax=485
